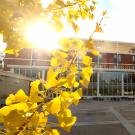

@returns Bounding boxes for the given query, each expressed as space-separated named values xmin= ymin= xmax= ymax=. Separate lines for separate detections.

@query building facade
xmin=4 ymin=40 xmax=135 ymax=98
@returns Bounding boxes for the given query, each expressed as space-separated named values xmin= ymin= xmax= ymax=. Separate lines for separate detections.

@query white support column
xmin=42 ymin=69 xmax=45 ymax=80
xmin=30 ymin=48 xmax=33 ymax=66
xmin=98 ymin=55 xmax=99 ymax=65
xmin=122 ymin=73 xmax=124 ymax=96
xmin=10 ymin=68 xmax=14 ymax=73
xmin=97 ymin=71 xmax=100 ymax=96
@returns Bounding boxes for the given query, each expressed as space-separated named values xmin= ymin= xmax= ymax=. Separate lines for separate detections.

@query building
xmin=87 ymin=40 xmax=135 ymax=98
xmin=3 ymin=40 xmax=135 ymax=98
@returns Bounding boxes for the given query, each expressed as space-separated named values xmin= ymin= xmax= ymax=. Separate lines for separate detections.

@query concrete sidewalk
xmin=61 ymin=101 xmax=135 ymax=135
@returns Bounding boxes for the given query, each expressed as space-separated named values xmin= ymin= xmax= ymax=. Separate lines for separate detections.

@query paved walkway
xmin=109 ymin=107 xmax=135 ymax=135
xmin=62 ymin=101 xmax=135 ymax=135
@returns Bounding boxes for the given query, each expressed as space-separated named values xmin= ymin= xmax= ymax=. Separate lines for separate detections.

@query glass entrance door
xmin=99 ymin=72 xmax=122 ymax=96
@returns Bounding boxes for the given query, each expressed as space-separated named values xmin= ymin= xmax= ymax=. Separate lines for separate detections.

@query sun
xmin=25 ymin=21 xmax=60 ymax=50
xmin=40 ymin=0 xmax=54 ymax=9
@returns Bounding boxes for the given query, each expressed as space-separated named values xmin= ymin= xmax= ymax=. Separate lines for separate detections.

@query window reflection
xmin=99 ymin=72 xmax=122 ymax=96
xmin=124 ymin=73 xmax=135 ymax=95
xmin=88 ymin=72 xmax=97 ymax=96
xmin=13 ymin=68 xmax=43 ymax=79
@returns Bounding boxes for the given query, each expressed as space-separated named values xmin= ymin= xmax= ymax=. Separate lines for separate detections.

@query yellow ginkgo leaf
xmin=71 ymin=88 xmax=82 ymax=105
xmin=73 ymin=81 xmax=79 ymax=88
xmin=29 ymin=112 xmax=39 ymax=127
xmin=61 ymin=100 xmax=71 ymax=112
xmin=11 ymin=103 xmax=29 ymax=112
xmin=43 ymin=129 xmax=60 ymax=135
xmin=80 ymin=9 xmax=87 ymax=19
xmin=67 ymin=74 xmax=75 ymax=87
xmin=89 ymin=13 xmax=94 ymax=20
xmin=95 ymin=23 xmax=103 ymax=33
xmin=46 ymin=97 xmax=61 ymax=114
xmin=82 ymin=66 xmax=93 ymax=75
xmin=72 ymin=22 xmax=79 ymax=33
xmin=52 ymin=129 xmax=60 ymax=135
xmin=61 ymin=91 xmax=70 ymax=100
xmin=4 ymin=110 xmax=26 ymax=127
xmin=102 ymin=10 xmax=107 ymax=16
xmin=58 ymin=116 xmax=77 ymax=132
xmin=0 ymin=114 xmax=3 ymax=123
xmin=0 ymin=103 xmax=29 ymax=116
xmin=61 ymin=91 xmax=71 ymax=101
xmin=70 ymin=64 xmax=78 ymax=73
xmin=80 ymin=78 xmax=90 ymax=88
xmin=56 ymin=0 xmax=65 ymax=7
xmin=70 ymin=38 xmax=84 ymax=50
xmin=4 ymin=49 xmax=14 ymax=54
xmin=90 ymin=6 xmax=96 ymax=11
xmin=29 ymin=80 xmax=43 ymax=103
xmin=29 ymin=112 xmax=47 ymax=128
xmin=72 ymin=88 xmax=82 ymax=99
xmin=92 ymin=0 xmax=97 ymax=5
xmin=43 ymin=130 xmax=52 ymax=135
xmin=45 ymin=68 xmax=60 ymax=89
xmin=28 ymin=102 xmax=38 ymax=111
xmin=30 ymin=80 xmax=40 ymax=95
xmin=86 ymin=37 xmax=94 ymax=49
xmin=50 ymin=57 xmax=59 ymax=66
xmin=62 ymin=109 xmax=72 ymax=117
xmin=15 ymin=89 xmax=28 ymax=103
xmin=82 ymin=55 xmax=92 ymax=66
xmin=59 ymin=38 xmax=71 ymax=51
xmin=52 ymin=50 xmax=68 ymax=59
xmin=38 ymin=112 xmax=48 ymax=127
xmin=5 ymin=89 xmax=28 ymax=105
xmin=0 ymin=106 xmax=12 ymax=116
xmin=6 ymin=94 xmax=15 ymax=105
xmin=91 ymin=49 xmax=100 ymax=56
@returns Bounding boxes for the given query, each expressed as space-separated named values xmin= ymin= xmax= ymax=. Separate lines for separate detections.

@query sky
xmin=1 ymin=0 xmax=135 ymax=52
xmin=0 ymin=35 xmax=6 ymax=53
xmin=95 ymin=0 xmax=135 ymax=43
xmin=60 ymin=0 xmax=135 ymax=43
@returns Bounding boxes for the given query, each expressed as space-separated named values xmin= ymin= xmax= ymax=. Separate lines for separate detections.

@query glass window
xmin=32 ymin=48 xmax=38 ymax=59
xmin=99 ymin=72 xmax=122 ymax=96
xmin=132 ymin=55 xmax=135 ymax=64
xmin=118 ymin=55 xmax=121 ymax=62
xmin=20 ymin=69 xmax=26 ymax=76
xmin=93 ymin=56 xmax=98 ymax=63
xmin=26 ymin=69 xmax=32 ymax=77
xmin=99 ymin=55 xmax=103 ymax=63
xmin=124 ymin=73 xmax=135 ymax=95
xmin=88 ymin=72 xmax=97 ymax=96
xmin=132 ymin=74 xmax=135 ymax=83
xmin=32 ymin=69 xmax=38 ymax=78
xmin=31 ymin=69 xmax=43 ymax=79
xmin=114 ymin=54 xmax=117 ymax=63
xmin=14 ymin=68 xmax=19 ymax=74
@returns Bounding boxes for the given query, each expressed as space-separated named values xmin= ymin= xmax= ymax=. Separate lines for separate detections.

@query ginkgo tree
xmin=0 ymin=0 xmax=107 ymax=134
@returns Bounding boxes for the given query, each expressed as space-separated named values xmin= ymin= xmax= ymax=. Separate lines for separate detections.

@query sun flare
xmin=41 ymin=0 xmax=54 ymax=8
xmin=25 ymin=21 xmax=60 ymax=50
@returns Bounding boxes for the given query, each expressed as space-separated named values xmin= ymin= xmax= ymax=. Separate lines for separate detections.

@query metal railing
xmin=4 ymin=58 xmax=135 ymax=67
xmin=92 ymin=63 xmax=135 ymax=70
xmin=4 ymin=58 xmax=135 ymax=71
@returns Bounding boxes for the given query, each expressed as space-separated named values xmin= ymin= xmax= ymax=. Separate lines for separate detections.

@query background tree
xmin=0 ymin=0 xmax=106 ymax=134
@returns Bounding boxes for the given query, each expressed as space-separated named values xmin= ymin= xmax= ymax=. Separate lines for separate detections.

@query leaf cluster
xmin=0 ymin=37 xmax=96 ymax=135
xmin=0 ymin=0 xmax=100 ymax=53
xmin=0 ymin=0 xmax=107 ymax=134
